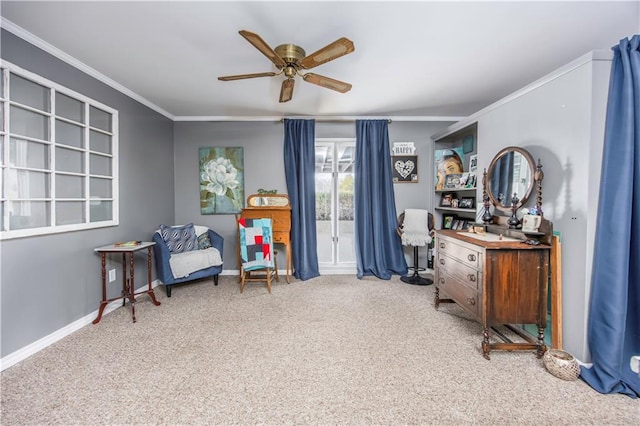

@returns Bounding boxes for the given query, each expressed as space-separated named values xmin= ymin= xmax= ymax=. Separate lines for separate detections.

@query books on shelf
xmin=114 ymin=241 xmax=142 ymax=247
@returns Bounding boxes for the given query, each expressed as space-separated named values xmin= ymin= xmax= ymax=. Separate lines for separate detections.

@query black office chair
xmin=397 ymin=209 xmax=434 ymax=286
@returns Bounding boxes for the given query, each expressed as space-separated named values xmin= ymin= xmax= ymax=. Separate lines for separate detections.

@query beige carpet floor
xmin=1 ymin=275 xmax=638 ymax=425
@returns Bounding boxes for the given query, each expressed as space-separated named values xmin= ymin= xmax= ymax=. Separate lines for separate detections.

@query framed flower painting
xmin=199 ymin=147 xmax=244 ymax=214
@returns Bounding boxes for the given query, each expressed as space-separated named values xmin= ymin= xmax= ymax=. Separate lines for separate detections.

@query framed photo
xmin=440 ymin=193 xmax=455 ymax=207
xmin=444 ymin=173 xmax=463 ymax=189
xmin=392 ymin=155 xmax=418 ymax=183
xmin=442 ymin=214 xmax=455 ymax=230
xmin=459 ymin=197 xmax=475 ymax=209
xmin=462 ymin=135 xmax=475 ymax=154
xmin=468 ymin=154 xmax=478 ymax=174
xmin=465 ymin=173 xmax=477 ymax=189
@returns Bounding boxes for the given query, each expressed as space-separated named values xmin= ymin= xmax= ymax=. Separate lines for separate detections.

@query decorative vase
xmin=543 ymin=349 xmax=580 ymax=381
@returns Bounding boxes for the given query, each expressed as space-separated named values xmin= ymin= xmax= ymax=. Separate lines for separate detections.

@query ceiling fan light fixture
xmin=284 ymin=66 xmax=297 ymax=78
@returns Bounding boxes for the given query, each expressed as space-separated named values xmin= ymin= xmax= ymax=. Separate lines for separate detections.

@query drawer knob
xmin=467 ymin=254 xmax=476 ymax=262
xmin=439 ymin=278 xmax=445 ymax=285
xmin=439 ymin=242 xmax=446 ymax=249
xmin=439 ymin=258 xmax=445 ymax=265
xmin=467 ymin=274 xmax=476 ymax=282
xmin=467 ymin=297 xmax=476 ymax=306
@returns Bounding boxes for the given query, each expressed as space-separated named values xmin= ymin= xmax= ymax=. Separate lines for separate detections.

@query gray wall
xmin=173 ymin=121 xmax=452 ymax=272
xmin=0 ymin=30 xmax=175 ymax=357
xmin=435 ymin=53 xmax=612 ymax=362
xmin=0 ymin=27 xmax=451 ymax=361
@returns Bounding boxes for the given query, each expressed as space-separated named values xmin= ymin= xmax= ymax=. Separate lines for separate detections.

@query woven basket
xmin=543 ymin=349 xmax=580 ymax=381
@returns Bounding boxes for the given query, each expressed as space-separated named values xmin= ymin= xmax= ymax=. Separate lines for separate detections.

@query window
xmin=315 ymin=139 xmax=356 ymax=268
xmin=0 ymin=62 xmax=118 ymax=239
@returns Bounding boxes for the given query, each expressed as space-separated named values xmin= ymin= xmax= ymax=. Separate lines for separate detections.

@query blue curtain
xmin=283 ymin=119 xmax=320 ymax=280
xmin=354 ymin=120 xmax=408 ymax=279
xmin=580 ymin=35 xmax=640 ymax=398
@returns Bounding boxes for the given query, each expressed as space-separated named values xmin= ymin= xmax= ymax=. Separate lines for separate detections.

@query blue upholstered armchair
xmin=152 ymin=225 xmax=224 ymax=297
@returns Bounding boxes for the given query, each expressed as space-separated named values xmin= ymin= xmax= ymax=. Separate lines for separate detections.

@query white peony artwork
xmin=199 ymin=147 xmax=244 ymax=214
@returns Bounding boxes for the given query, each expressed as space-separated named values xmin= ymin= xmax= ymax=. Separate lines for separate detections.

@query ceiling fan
xmin=218 ymin=30 xmax=355 ymax=103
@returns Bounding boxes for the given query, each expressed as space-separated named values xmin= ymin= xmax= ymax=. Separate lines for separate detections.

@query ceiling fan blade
xmin=302 ymin=73 xmax=352 ymax=93
xmin=299 ymin=37 xmax=354 ymax=70
xmin=239 ymin=30 xmax=286 ymax=68
xmin=218 ymin=72 xmax=277 ymax=81
xmin=279 ymin=78 xmax=295 ymax=103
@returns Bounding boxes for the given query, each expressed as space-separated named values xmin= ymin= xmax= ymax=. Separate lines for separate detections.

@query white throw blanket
xmin=168 ymin=247 xmax=223 ymax=278
xmin=401 ymin=209 xmax=431 ymax=246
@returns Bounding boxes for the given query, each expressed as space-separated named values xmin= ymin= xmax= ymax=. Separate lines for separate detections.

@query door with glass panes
xmin=315 ymin=140 xmax=356 ymax=268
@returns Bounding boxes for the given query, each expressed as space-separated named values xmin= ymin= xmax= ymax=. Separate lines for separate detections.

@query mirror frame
xmin=486 ymin=146 xmax=536 ymax=212
xmin=246 ymin=193 xmax=290 ymax=208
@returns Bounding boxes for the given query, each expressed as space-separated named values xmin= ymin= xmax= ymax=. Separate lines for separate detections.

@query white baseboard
xmin=0 ymin=280 xmax=160 ymax=372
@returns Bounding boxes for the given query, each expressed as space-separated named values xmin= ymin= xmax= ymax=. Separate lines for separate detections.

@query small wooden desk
xmin=93 ymin=242 xmax=161 ymax=324
xmin=239 ymin=194 xmax=292 ymax=282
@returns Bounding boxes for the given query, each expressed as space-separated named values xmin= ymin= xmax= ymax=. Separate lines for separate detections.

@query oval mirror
xmin=486 ymin=146 xmax=536 ymax=211
xmin=247 ymin=194 xmax=290 ymax=207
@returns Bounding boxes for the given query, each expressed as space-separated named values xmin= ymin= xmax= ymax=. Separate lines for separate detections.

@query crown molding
xmin=432 ymin=49 xmax=614 ymax=140
xmin=173 ymin=115 xmax=465 ymax=122
xmin=1 ymin=18 xmax=466 ymax=125
xmin=0 ymin=17 xmax=175 ymax=120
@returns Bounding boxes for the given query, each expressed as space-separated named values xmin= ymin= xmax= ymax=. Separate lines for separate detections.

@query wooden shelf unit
xmin=432 ymin=123 xmax=478 ymax=230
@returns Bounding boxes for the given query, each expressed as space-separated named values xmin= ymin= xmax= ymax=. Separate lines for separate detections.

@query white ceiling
xmin=1 ymin=1 xmax=638 ymax=120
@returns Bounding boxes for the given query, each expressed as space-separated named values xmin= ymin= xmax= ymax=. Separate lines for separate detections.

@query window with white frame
xmin=0 ymin=61 xmax=119 ymax=239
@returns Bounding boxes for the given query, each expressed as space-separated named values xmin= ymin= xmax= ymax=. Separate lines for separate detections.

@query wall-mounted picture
xmin=392 ymin=155 xmax=418 ymax=183
xmin=199 ymin=147 xmax=244 ymax=214
xmin=460 ymin=197 xmax=475 ymax=209
xmin=442 ymin=214 xmax=455 ymax=229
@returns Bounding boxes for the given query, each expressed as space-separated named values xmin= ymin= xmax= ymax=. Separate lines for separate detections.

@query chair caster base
xmin=401 ymin=274 xmax=433 ymax=286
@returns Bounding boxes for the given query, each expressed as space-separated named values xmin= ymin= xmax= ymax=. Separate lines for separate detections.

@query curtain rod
xmin=174 ymin=116 xmax=465 ymax=122
xmin=279 ymin=117 xmax=391 ymax=123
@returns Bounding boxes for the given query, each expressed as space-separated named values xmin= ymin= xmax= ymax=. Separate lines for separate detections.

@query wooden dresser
xmin=238 ymin=194 xmax=292 ymax=282
xmin=434 ymin=230 xmax=550 ymax=359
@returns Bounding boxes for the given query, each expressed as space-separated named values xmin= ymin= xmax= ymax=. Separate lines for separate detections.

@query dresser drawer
xmin=437 ymin=272 xmax=481 ymax=318
xmin=437 ymin=237 xmax=480 ymax=270
xmin=437 ymin=253 xmax=481 ymax=290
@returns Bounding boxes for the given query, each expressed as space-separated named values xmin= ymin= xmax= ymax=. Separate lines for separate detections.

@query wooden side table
xmin=93 ymin=242 xmax=161 ymax=324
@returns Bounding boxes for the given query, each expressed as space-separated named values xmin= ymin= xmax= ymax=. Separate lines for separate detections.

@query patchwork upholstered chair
xmin=237 ymin=217 xmax=278 ymax=293
xmin=153 ymin=223 xmax=223 ymax=297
